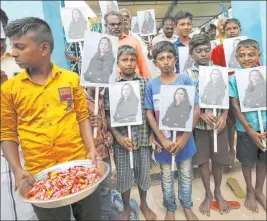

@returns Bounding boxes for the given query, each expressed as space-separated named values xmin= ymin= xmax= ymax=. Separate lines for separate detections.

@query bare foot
xmin=244 ymin=191 xmax=259 ymax=213
xmin=140 ymin=202 xmax=157 ymax=220
xmin=214 ymin=190 xmax=231 ymax=214
xmin=120 ymin=205 xmax=131 ymax=221
xmin=199 ymin=194 xmax=213 ymax=216
xmin=165 ymin=211 xmax=175 ymax=220
xmin=255 ymin=191 xmax=266 ymax=211
xmin=184 ymin=208 xmax=199 ymax=220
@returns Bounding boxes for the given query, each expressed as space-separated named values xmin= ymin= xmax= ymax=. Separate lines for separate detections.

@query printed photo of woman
xmin=84 ymin=37 xmax=115 ymax=83
xmin=113 ymin=83 xmax=139 ymax=123
xmin=141 ymin=11 xmax=155 ymax=34
xmin=162 ymin=87 xmax=192 ymax=128
xmin=228 ymin=38 xmax=241 ymax=68
xmin=243 ymin=69 xmax=266 ymax=108
xmin=68 ymin=8 xmax=88 ymax=40
xmin=201 ymin=68 xmax=226 ymax=105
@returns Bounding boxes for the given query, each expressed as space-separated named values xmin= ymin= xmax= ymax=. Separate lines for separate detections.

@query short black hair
xmin=223 ymin=18 xmax=241 ymax=31
xmin=5 ymin=17 xmax=54 ymax=52
xmin=162 ymin=16 xmax=175 ymax=26
xmin=117 ymin=45 xmax=137 ymax=60
xmin=189 ymin=34 xmax=211 ymax=55
xmin=0 ymin=9 xmax=9 ymax=28
xmin=205 ymin=23 xmax=216 ymax=32
xmin=175 ymin=11 xmax=193 ymax=24
xmin=152 ymin=41 xmax=176 ymax=60
xmin=236 ymin=39 xmax=260 ymax=54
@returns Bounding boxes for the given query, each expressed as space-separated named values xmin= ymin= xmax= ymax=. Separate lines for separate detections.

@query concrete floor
xmin=130 ymin=170 xmax=266 ymax=220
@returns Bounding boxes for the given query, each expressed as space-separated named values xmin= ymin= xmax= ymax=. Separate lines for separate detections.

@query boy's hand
xmin=90 ymin=114 xmax=101 ymax=128
xmin=14 ymin=168 xmax=35 ymax=191
xmin=116 ymin=134 xmax=133 ymax=151
xmin=170 ymin=134 xmax=189 ymax=155
xmin=201 ymin=113 xmax=217 ymax=126
xmin=87 ymin=148 xmax=102 ymax=167
xmin=215 ymin=115 xmax=227 ymax=133
xmin=247 ymin=130 xmax=266 ymax=151
xmin=161 ymin=138 xmax=174 ymax=152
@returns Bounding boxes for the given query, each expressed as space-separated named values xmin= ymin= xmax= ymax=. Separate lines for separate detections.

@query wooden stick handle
xmin=93 ymin=87 xmax=99 ymax=138
xmin=128 ymin=126 xmax=134 ymax=169
xmin=172 ymin=130 xmax=176 ymax=171
xmin=213 ymin=108 xmax=218 ymax=153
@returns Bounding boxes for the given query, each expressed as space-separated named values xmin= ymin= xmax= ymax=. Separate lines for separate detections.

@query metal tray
xmin=16 ymin=160 xmax=109 ymax=208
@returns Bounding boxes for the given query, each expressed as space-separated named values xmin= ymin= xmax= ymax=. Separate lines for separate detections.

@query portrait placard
xmin=199 ymin=66 xmax=229 ymax=109
xmin=178 ymin=47 xmax=193 ymax=73
xmin=99 ymin=1 xmax=119 ymax=17
xmin=60 ymin=7 xmax=89 ymax=43
xmin=81 ymin=31 xmax=118 ymax=86
xmin=0 ymin=22 xmax=5 ymax=39
xmin=137 ymin=9 xmax=157 ymax=36
xmin=235 ymin=66 xmax=266 ymax=112
xmin=159 ymin=85 xmax=196 ymax=132
xmin=109 ymin=81 xmax=143 ymax=127
xmin=223 ymin=36 xmax=247 ymax=71
xmin=131 ymin=16 xmax=140 ymax=34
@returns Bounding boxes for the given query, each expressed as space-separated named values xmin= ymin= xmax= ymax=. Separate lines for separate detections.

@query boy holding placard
xmin=229 ymin=39 xmax=266 ymax=212
xmin=145 ymin=41 xmax=200 ymax=220
xmin=105 ymin=45 xmax=156 ymax=220
xmin=184 ymin=34 xmax=231 ymax=216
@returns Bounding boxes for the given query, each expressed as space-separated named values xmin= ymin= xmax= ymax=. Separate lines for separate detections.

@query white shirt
xmin=152 ymin=33 xmax=178 ymax=46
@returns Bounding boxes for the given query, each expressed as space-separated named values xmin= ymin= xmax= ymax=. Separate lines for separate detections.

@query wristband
xmin=244 ymin=124 xmax=253 ymax=132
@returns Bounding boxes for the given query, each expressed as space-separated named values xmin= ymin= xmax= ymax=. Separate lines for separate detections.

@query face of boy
xmin=191 ymin=45 xmax=211 ymax=66
xmin=236 ymin=47 xmax=261 ymax=69
xmin=118 ymin=53 xmax=137 ymax=76
xmin=176 ymin=18 xmax=192 ymax=37
xmin=10 ymin=33 xmax=49 ymax=69
xmin=224 ymin=22 xmax=241 ymax=38
xmin=154 ymin=52 xmax=176 ymax=74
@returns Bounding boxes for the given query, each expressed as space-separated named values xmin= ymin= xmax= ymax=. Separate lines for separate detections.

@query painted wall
xmin=1 ymin=1 xmax=68 ymax=68
xmin=232 ymin=1 xmax=266 ymax=65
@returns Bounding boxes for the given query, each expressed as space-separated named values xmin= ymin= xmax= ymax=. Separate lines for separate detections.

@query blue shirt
xmin=173 ymin=39 xmax=186 ymax=74
xmin=229 ymin=74 xmax=267 ymax=132
xmin=144 ymin=74 xmax=198 ymax=164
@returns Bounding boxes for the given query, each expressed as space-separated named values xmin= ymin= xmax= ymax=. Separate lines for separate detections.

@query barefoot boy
xmin=105 ymin=45 xmax=156 ymax=220
xmin=184 ymin=34 xmax=231 ymax=216
xmin=229 ymin=39 xmax=266 ymax=212
xmin=145 ymin=41 xmax=200 ymax=220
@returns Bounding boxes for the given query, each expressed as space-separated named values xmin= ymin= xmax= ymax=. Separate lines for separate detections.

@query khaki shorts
xmin=193 ymin=128 xmax=230 ymax=166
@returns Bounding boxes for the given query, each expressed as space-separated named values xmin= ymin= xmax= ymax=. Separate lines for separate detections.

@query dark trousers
xmin=32 ymin=188 xmax=101 ymax=221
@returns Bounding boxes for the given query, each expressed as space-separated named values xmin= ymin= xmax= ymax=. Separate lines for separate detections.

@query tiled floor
xmin=130 ymin=170 xmax=266 ymax=220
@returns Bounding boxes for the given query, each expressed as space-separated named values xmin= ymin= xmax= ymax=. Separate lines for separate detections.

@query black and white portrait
xmin=210 ymin=39 xmax=220 ymax=50
xmin=178 ymin=47 xmax=193 ymax=73
xmin=109 ymin=81 xmax=143 ymax=127
xmin=223 ymin=36 xmax=247 ymax=71
xmin=236 ymin=66 xmax=266 ymax=112
xmin=60 ymin=7 xmax=88 ymax=43
xmin=99 ymin=1 xmax=119 ymax=17
xmin=159 ymin=85 xmax=196 ymax=131
xmin=199 ymin=66 xmax=229 ymax=109
xmin=137 ymin=9 xmax=156 ymax=36
xmin=81 ymin=31 xmax=118 ymax=86
xmin=0 ymin=22 xmax=4 ymax=39
xmin=131 ymin=16 xmax=140 ymax=34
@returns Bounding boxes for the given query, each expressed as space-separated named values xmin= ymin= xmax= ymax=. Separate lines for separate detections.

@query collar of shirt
xmin=191 ymin=61 xmax=214 ymax=71
xmin=159 ymin=33 xmax=178 ymax=41
xmin=116 ymin=73 xmax=140 ymax=82
xmin=20 ymin=63 xmax=62 ymax=81
xmin=119 ymin=33 xmax=127 ymax=40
